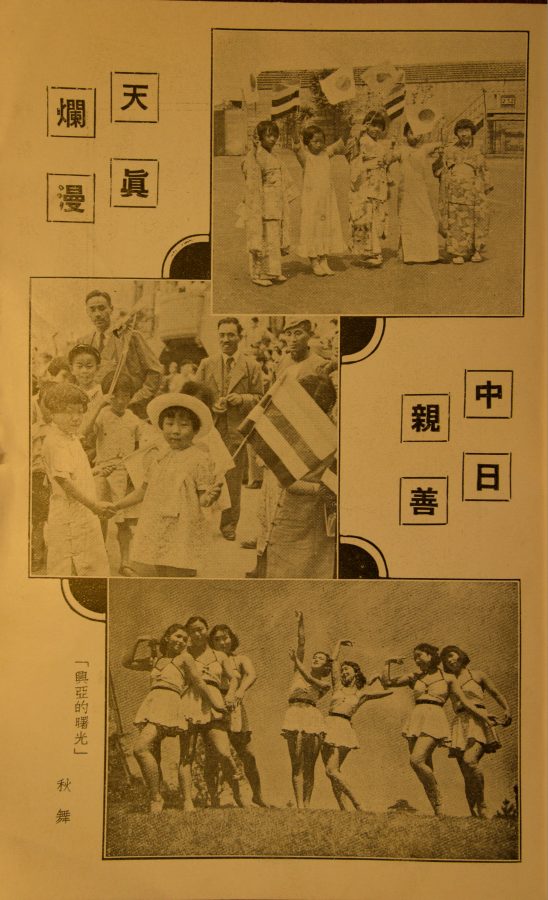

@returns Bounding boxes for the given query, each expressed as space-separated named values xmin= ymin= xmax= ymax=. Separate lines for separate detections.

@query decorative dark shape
xmin=163 ymin=234 xmax=211 ymax=280
xmin=339 ymin=542 xmax=380 ymax=579
xmin=63 ymin=578 xmax=107 ymax=619
xmin=340 ymin=317 xmax=386 ymax=363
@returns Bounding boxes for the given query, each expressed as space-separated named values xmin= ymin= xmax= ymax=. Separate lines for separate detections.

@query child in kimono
xmin=239 ymin=120 xmax=292 ymax=287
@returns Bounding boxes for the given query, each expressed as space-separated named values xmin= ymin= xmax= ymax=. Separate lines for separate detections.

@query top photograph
xmin=211 ymin=29 xmax=527 ymax=317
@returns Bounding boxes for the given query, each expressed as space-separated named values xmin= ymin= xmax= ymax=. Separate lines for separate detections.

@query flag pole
xmin=228 ymin=370 xmax=288 ymax=462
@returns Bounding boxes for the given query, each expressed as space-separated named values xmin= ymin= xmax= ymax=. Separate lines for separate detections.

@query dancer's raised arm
xmin=381 ymin=656 xmax=413 ymax=688
xmin=295 ymin=610 xmax=305 ymax=664
xmin=289 ymin=650 xmax=330 ymax=695
xmin=121 ymin=636 xmax=158 ymax=671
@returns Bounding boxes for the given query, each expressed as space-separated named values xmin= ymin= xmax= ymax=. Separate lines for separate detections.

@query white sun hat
xmin=146 ymin=392 xmax=213 ymax=438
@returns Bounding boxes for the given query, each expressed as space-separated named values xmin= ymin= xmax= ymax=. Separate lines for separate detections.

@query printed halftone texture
xmin=109 ymin=579 xmax=518 ymax=825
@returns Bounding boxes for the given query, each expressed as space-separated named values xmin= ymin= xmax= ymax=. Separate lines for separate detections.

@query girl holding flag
xmin=346 ymin=109 xmax=398 ymax=267
xmin=292 ymin=125 xmax=346 ymax=276
xmin=239 ymin=120 xmax=293 ymax=287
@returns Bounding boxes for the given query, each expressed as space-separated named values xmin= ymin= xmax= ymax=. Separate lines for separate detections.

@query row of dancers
xmin=240 ymin=112 xmax=492 ymax=284
xmin=121 ymin=612 xmax=512 ymax=817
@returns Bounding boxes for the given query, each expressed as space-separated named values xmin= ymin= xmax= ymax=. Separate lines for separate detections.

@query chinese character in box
xmin=111 ymin=72 xmax=159 ymax=123
xmin=47 ymin=87 xmax=96 ymax=138
xmin=401 ymin=394 xmax=450 ymax=442
xmin=110 ymin=159 xmax=158 ymax=208
xmin=47 ymin=174 xmax=95 ymax=223
xmin=462 ymin=453 xmax=511 ymax=501
xmin=400 ymin=477 xmax=448 ymax=525
xmin=464 ymin=370 xmax=513 ymax=419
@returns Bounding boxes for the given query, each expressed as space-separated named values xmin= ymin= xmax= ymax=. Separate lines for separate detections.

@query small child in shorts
xmin=41 ymin=383 xmax=112 ymax=576
xmin=90 ymin=371 xmax=149 ymax=576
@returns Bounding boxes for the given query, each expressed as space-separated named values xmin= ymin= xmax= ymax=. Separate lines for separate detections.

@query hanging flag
xmin=270 ymin=84 xmax=300 ymax=119
xmin=319 ymin=67 xmax=356 ymax=105
xmin=239 ymin=375 xmax=337 ymax=492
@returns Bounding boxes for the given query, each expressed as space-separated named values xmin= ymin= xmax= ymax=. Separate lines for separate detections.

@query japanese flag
xmin=319 ymin=67 xmax=356 ymax=105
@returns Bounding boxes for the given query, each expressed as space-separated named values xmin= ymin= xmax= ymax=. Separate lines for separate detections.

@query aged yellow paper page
xmin=1 ymin=2 xmax=546 ymax=898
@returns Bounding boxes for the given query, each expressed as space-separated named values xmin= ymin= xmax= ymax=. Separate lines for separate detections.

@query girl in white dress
xmin=281 ymin=611 xmax=331 ymax=809
xmin=112 ymin=393 xmax=221 ymax=577
xmin=382 ymin=643 xmax=492 ymax=816
xmin=123 ymin=624 xmax=226 ymax=813
xmin=441 ymin=645 xmax=512 ymax=818
xmin=394 ymin=123 xmax=442 ymax=263
xmin=322 ymin=640 xmax=392 ymax=810
xmin=293 ymin=125 xmax=346 ymax=277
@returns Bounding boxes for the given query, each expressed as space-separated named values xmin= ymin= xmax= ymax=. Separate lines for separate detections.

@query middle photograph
xmin=30 ymin=278 xmax=338 ymax=580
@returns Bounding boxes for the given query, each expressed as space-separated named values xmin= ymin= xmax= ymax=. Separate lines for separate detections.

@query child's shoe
xmin=471 ymin=251 xmax=483 ymax=262
xmin=311 ymin=259 xmax=326 ymax=277
xmin=365 ymin=255 xmax=383 ymax=268
xmin=252 ymin=278 xmax=273 ymax=286
xmin=270 ymin=274 xmax=288 ymax=283
xmin=320 ymin=258 xmax=335 ymax=276
xmin=452 ymin=256 xmax=465 ymax=265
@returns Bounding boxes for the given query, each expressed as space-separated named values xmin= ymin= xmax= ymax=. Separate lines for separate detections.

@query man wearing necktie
xmin=77 ymin=290 xmax=162 ymax=419
xmin=196 ymin=317 xmax=264 ymax=541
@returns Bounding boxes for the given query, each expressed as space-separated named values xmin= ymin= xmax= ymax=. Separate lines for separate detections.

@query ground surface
xmin=212 ymin=154 xmax=524 ymax=317
xmin=106 ymin=799 xmax=518 ymax=859
xmin=34 ymin=478 xmax=262 ymax=578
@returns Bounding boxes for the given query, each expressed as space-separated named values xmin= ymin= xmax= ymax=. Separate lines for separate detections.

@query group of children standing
xmin=240 ymin=111 xmax=493 ymax=284
xmin=33 ymin=342 xmax=227 ymax=577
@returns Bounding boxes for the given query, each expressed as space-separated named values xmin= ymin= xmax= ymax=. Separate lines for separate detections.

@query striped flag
xmin=385 ymin=81 xmax=406 ymax=120
xmin=270 ymin=84 xmax=300 ymax=120
xmin=239 ymin=374 xmax=337 ymax=493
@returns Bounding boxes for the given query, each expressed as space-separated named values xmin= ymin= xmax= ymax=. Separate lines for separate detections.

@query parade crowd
xmin=239 ymin=113 xmax=492 ymax=285
xmin=31 ymin=291 xmax=338 ymax=579
xmin=121 ymin=612 xmax=512 ymax=816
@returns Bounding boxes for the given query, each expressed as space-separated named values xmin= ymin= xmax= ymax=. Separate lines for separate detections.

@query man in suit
xmin=196 ymin=317 xmax=264 ymax=541
xmin=78 ymin=290 xmax=162 ymax=419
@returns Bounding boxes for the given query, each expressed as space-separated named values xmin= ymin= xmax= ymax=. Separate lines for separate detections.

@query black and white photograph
xmin=30 ymin=279 xmax=338 ymax=579
xmin=212 ymin=30 xmax=527 ymax=316
xmin=106 ymin=578 xmax=519 ymax=860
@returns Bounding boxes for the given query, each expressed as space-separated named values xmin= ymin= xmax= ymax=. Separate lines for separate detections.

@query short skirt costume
xmin=448 ymin=669 xmax=501 ymax=756
xmin=134 ymin=658 xmax=203 ymax=735
xmin=402 ymin=669 xmax=451 ymax=744
xmin=192 ymin=649 xmax=231 ymax=729
xmin=223 ymin=654 xmax=251 ymax=734
xmin=281 ymin=670 xmax=326 ymax=737
xmin=323 ymin=687 xmax=361 ymax=750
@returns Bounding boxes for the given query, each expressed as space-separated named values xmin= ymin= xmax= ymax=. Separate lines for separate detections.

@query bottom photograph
xmin=105 ymin=579 xmax=519 ymax=860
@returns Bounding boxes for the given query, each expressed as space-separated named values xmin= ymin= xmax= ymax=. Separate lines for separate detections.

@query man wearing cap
xmin=195 ymin=317 xmax=264 ymax=541
xmin=78 ymin=290 xmax=162 ymax=419
xmin=275 ymin=318 xmax=328 ymax=380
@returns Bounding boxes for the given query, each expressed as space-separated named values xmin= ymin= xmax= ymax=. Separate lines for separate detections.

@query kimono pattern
xmin=346 ymin=133 xmax=395 ymax=258
xmin=240 ymin=145 xmax=292 ymax=279
xmin=438 ymin=142 xmax=492 ymax=257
